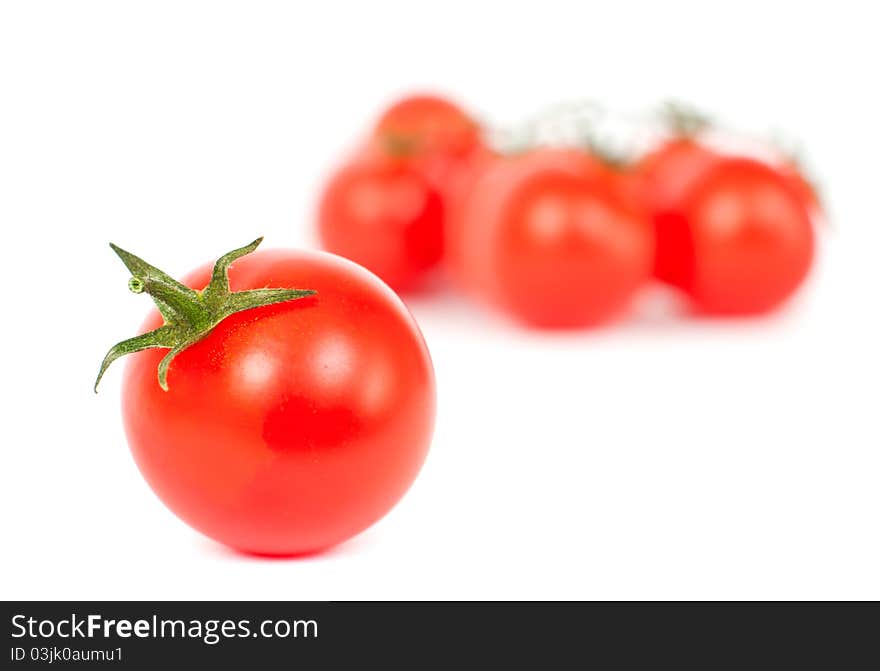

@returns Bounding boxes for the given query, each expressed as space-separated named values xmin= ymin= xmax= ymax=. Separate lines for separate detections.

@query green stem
xmin=95 ymin=237 xmax=315 ymax=392
xmin=381 ymin=132 xmax=422 ymax=158
xmin=660 ymin=100 xmax=711 ymax=137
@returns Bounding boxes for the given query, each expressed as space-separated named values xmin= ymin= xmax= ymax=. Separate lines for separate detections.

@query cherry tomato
xmin=374 ymin=93 xmax=482 ymax=162
xmin=637 ymin=136 xmax=821 ymax=289
xmin=121 ymin=249 xmax=436 ymax=555
xmin=672 ymin=158 xmax=814 ymax=314
xmin=446 ymin=147 xmax=605 ymax=297
xmin=634 ymin=137 xmax=721 ymax=285
xmin=317 ymin=95 xmax=483 ymax=292
xmin=317 ymin=153 xmax=444 ymax=291
xmin=375 ymin=94 xmax=486 ymax=217
xmin=449 ymin=148 xmax=653 ymax=328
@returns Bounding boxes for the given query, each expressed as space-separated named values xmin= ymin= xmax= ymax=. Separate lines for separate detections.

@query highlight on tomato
xmin=96 ymin=238 xmax=436 ymax=556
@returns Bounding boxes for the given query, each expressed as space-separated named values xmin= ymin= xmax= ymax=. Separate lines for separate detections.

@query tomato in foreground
xmin=672 ymin=158 xmax=815 ymax=314
xmin=449 ymin=148 xmax=653 ymax=328
xmin=97 ymin=240 xmax=436 ymax=555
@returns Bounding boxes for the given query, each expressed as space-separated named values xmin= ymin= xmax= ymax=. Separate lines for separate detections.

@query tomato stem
xmin=381 ymin=132 xmax=422 ymax=158
xmin=660 ymin=100 xmax=711 ymax=137
xmin=95 ymin=237 xmax=316 ymax=393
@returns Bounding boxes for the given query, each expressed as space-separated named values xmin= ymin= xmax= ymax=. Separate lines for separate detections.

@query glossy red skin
xmin=449 ymin=148 xmax=653 ymax=327
xmin=317 ymin=154 xmax=444 ymax=291
xmin=674 ymin=158 xmax=815 ymax=314
xmin=121 ymin=249 xmax=436 ymax=556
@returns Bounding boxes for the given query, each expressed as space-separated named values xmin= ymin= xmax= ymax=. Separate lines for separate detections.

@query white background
xmin=2 ymin=1 xmax=878 ymax=600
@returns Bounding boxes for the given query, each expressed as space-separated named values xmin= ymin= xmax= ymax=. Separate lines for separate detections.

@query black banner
xmin=2 ymin=602 xmax=877 ymax=667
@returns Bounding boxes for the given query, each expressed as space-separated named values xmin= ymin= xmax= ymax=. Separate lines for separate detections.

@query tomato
xmin=633 ymin=137 xmax=721 ymax=285
xmin=637 ymin=135 xmax=821 ymax=291
xmin=317 ymin=95 xmax=483 ymax=292
xmin=446 ymin=147 xmax=605 ymax=297
xmin=488 ymin=172 xmax=653 ymax=328
xmin=317 ymin=153 xmax=444 ymax=291
xmin=374 ymin=93 xmax=482 ymax=163
xmin=107 ymin=244 xmax=435 ymax=555
xmin=449 ymin=148 xmax=653 ymax=328
xmin=671 ymin=158 xmax=814 ymax=314
xmin=635 ymin=138 xmax=720 ymax=217
xmin=372 ymin=94 xmax=484 ymax=204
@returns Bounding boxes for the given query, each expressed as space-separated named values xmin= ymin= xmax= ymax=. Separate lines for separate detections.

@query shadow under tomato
xmin=195 ymin=530 xmax=377 ymax=562
xmin=404 ymin=280 xmax=806 ymax=338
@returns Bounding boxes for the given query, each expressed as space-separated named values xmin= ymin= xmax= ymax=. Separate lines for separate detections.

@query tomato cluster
xmin=318 ymin=95 xmax=819 ymax=326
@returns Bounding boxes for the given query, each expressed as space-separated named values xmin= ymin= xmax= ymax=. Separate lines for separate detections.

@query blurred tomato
xmin=318 ymin=153 xmax=444 ymax=291
xmin=449 ymin=147 xmax=653 ymax=327
xmin=374 ymin=94 xmax=486 ymax=219
xmin=634 ymin=137 xmax=721 ymax=285
xmin=374 ymin=93 xmax=482 ymax=162
xmin=671 ymin=157 xmax=814 ymax=314
xmin=318 ymin=94 xmax=483 ymax=291
xmin=636 ymin=135 xmax=820 ymax=290
xmin=635 ymin=137 xmax=720 ymax=216
xmin=447 ymin=147 xmax=601 ymax=296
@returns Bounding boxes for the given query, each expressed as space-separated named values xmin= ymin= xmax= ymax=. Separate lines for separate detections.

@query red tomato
xmin=637 ymin=137 xmax=821 ymax=289
xmin=672 ymin=158 xmax=815 ymax=314
xmin=449 ymin=148 xmax=653 ymax=328
xmin=635 ymin=137 xmax=721 ymax=216
xmin=122 ymin=249 xmax=436 ymax=555
xmin=373 ymin=94 xmax=485 ymax=217
xmin=374 ymin=93 xmax=482 ymax=161
xmin=634 ymin=137 xmax=721 ymax=285
xmin=317 ymin=153 xmax=444 ymax=291
xmin=446 ymin=147 xmax=606 ymax=297
xmin=316 ymin=95 xmax=484 ymax=291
